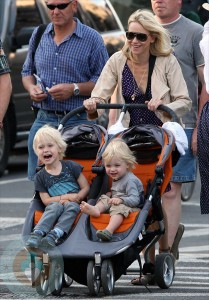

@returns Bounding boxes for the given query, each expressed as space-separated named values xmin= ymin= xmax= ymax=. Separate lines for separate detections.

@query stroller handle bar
xmin=58 ymin=103 xmax=180 ymax=129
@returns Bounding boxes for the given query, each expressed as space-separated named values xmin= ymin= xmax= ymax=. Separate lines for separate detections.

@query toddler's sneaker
xmin=26 ymin=232 xmax=43 ymax=248
xmin=41 ymin=230 xmax=59 ymax=248
xmin=96 ymin=229 xmax=112 ymax=241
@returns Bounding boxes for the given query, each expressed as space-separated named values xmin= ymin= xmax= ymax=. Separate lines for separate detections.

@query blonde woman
xmin=83 ymin=9 xmax=191 ymax=127
xmin=83 ymin=9 xmax=192 ymax=284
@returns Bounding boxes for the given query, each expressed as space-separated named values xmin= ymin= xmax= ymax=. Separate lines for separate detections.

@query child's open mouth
xmin=43 ymin=154 xmax=52 ymax=159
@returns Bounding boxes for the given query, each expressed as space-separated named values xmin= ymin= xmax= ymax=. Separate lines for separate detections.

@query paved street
xmin=0 ymin=145 xmax=209 ymax=299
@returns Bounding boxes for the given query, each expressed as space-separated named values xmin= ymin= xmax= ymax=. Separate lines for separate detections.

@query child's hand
xmin=60 ymin=199 xmax=69 ymax=205
xmin=108 ymin=197 xmax=123 ymax=205
xmin=106 ymin=192 xmax=112 ymax=197
xmin=68 ymin=193 xmax=81 ymax=203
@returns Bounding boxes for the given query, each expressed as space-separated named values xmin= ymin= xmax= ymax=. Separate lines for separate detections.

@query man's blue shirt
xmin=0 ymin=39 xmax=11 ymax=75
xmin=22 ymin=18 xmax=109 ymax=111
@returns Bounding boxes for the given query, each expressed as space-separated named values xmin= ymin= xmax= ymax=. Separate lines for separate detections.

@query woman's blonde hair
xmin=33 ymin=125 xmax=67 ymax=159
xmin=102 ymin=139 xmax=137 ymax=170
xmin=122 ymin=9 xmax=173 ymax=59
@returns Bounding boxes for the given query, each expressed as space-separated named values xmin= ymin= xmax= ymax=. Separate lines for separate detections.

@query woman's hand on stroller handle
xmin=58 ymin=103 xmax=180 ymax=130
xmin=97 ymin=103 xmax=180 ymax=123
xmin=83 ymin=97 xmax=101 ymax=114
xmin=145 ymin=98 xmax=163 ymax=112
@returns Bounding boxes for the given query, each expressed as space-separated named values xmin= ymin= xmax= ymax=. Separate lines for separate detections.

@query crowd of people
xmin=1 ymin=0 xmax=209 ymax=288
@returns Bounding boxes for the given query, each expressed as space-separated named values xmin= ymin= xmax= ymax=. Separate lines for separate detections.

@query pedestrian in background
xmin=22 ymin=0 xmax=109 ymax=181
xmin=198 ymin=2 xmax=209 ymax=215
xmin=151 ymin=0 xmax=208 ymax=261
xmin=0 ymin=39 xmax=12 ymax=130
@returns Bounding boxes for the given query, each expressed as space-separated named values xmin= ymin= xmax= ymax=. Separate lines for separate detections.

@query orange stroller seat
xmin=90 ymin=211 xmax=139 ymax=233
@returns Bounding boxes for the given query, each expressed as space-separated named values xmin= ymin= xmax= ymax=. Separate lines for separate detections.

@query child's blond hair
xmin=102 ymin=139 xmax=137 ymax=170
xmin=33 ymin=125 xmax=67 ymax=159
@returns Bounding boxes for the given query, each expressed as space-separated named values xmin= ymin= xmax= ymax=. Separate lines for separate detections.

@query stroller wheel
xmin=62 ymin=273 xmax=73 ymax=287
xmin=155 ymin=253 xmax=174 ymax=289
xmin=101 ymin=259 xmax=115 ymax=295
xmin=50 ymin=256 xmax=64 ymax=296
xmin=87 ymin=260 xmax=101 ymax=295
xmin=35 ymin=256 xmax=50 ymax=296
xmin=34 ymin=254 xmax=64 ymax=296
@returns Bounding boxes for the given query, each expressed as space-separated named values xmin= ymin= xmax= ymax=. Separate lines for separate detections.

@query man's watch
xmin=73 ymin=83 xmax=79 ymax=96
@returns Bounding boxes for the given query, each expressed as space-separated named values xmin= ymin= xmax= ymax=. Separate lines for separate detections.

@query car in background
xmin=181 ymin=0 xmax=209 ymax=25
xmin=109 ymin=0 xmax=151 ymax=29
xmin=0 ymin=0 xmax=125 ymax=177
xmin=110 ymin=0 xmax=209 ymax=29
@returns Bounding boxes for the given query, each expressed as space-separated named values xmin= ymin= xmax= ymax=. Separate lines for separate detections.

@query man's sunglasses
xmin=46 ymin=0 xmax=73 ymax=10
xmin=126 ymin=31 xmax=150 ymax=42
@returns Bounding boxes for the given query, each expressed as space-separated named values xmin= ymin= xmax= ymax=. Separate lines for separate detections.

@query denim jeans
xmin=28 ymin=109 xmax=94 ymax=181
xmin=171 ymin=128 xmax=197 ymax=182
xmin=34 ymin=201 xmax=80 ymax=235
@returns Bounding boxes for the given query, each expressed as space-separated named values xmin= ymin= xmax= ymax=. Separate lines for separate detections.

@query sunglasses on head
xmin=46 ymin=0 xmax=73 ymax=10
xmin=126 ymin=31 xmax=150 ymax=42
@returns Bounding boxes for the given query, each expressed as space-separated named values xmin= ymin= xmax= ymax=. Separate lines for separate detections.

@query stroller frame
xmin=22 ymin=104 xmax=177 ymax=296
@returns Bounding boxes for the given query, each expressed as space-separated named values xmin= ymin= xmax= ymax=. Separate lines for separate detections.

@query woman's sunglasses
xmin=126 ymin=31 xmax=150 ymax=42
xmin=46 ymin=0 xmax=73 ymax=10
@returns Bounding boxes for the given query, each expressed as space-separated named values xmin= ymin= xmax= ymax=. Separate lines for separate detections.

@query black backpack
xmin=31 ymin=24 xmax=47 ymax=115
xmin=32 ymin=24 xmax=47 ymax=71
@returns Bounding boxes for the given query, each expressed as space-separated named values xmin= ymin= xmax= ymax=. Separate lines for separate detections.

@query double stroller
xmin=22 ymin=103 xmax=177 ymax=296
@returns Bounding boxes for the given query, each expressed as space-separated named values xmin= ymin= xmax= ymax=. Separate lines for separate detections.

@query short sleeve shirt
xmin=162 ymin=15 xmax=204 ymax=128
xmin=34 ymin=160 xmax=83 ymax=196
xmin=0 ymin=39 xmax=11 ymax=75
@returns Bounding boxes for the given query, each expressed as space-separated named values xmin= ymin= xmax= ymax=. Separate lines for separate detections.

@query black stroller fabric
xmin=117 ymin=124 xmax=167 ymax=164
xmin=119 ymin=124 xmax=179 ymax=166
xmin=60 ymin=124 xmax=107 ymax=159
